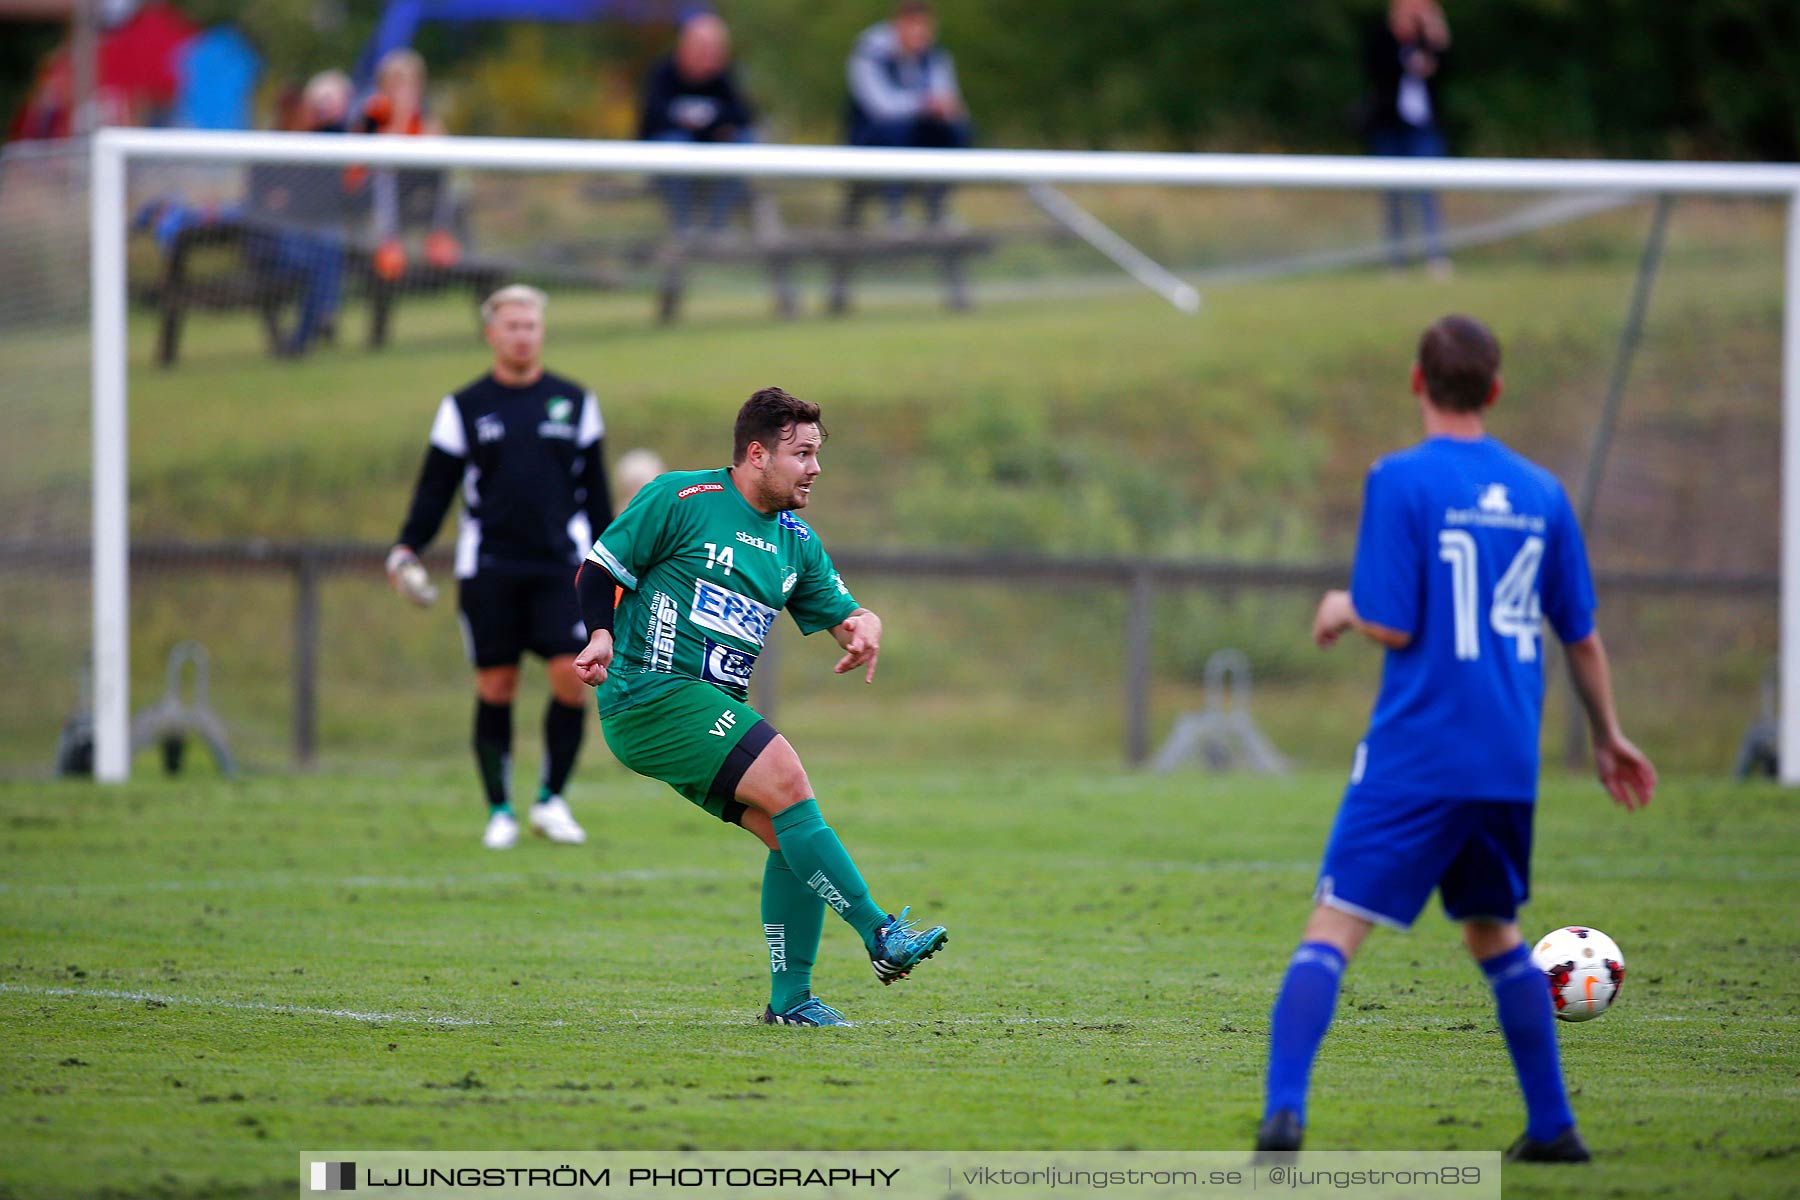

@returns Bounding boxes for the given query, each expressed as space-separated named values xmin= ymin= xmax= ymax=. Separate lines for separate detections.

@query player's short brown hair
xmin=733 ymin=387 xmax=826 ymax=464
xmin=1417 ymin=315 xmax=1501 ymax=413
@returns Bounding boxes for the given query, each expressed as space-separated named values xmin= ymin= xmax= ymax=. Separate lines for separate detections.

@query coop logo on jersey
xmin=476 ymin=414 xmax=505 ymax=444
xmin=677 ymin=483 xmax=725 ymax=499
xmin=778 ymin=511 xmax=812 ymax=540
xmin=644 ymin=591 xmax=679 ymax=672
xmin=690 ymin=578 xmax=777 ymax=646
xmin=538 ymin=397 xmax=577 ymax=440
xmin=701 ymin=637 xmax=759 ymax=688
xmin=1477 ymin=483 xmax=1512 ymax=515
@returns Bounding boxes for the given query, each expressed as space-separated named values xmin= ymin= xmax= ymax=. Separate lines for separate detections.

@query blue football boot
xmin=869 ymin=906 xmax=948 ymax=985
xmin=761 ymin=996 xmax=854 ymax=1027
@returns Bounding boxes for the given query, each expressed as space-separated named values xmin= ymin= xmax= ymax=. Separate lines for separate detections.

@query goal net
xmin=6 ymin=130 xmax=1793 ymax=783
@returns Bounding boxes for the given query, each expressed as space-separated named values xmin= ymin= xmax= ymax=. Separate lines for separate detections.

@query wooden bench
xmin=650 ymin=191 xmax=994 ymax=322
xmin=149 ymin=217 xmax=512 ymax=366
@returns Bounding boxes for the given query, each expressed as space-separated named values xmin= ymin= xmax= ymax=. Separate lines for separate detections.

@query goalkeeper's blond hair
xmin=480 ymin=284 xmax=548 ymax=325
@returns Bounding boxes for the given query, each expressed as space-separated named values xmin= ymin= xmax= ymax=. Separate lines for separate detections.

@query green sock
xmin=770 ymin=799 xmax=888 ymax=951
xmin=762 ymin=851 xmax=825 ymax=1014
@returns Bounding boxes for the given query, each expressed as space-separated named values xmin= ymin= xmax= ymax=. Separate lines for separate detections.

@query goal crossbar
xmin=86 ymin=128 xmax=1800 ymax=783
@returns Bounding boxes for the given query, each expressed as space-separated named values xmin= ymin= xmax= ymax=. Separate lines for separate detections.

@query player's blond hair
xmin=480 ymin=284 xmax=548 ymax=325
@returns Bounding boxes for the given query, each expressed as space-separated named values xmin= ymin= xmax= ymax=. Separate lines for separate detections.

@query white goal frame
xmin=88 ymin=128 xmax=1800 ymax=782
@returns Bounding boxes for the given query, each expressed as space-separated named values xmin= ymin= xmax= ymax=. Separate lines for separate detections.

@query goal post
xmin=84 ymin=127 xmax=1800 ymax=782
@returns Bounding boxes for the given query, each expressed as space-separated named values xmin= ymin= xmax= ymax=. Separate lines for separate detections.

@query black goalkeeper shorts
xmin=457 ymin=571 xmax=586 ymax=669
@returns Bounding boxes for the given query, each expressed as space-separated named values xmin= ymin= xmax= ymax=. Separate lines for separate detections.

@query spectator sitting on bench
xmin=244 ymin=69 xmax=352 ymax=357
xmin=355 ymin=47 xmax=460 ymax=277
xmin=638 ymin=13 xmax=757 ymax=233
xmin=846 ymin=0 xmax=971 ymax=226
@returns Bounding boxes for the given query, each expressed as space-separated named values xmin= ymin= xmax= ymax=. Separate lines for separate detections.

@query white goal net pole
xmin=89 ymin=129 xmax=1800 ymax=782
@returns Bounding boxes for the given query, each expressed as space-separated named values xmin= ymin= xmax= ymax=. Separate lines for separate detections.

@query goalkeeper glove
xmin=385 ymin=545 xmax=438 ymax=607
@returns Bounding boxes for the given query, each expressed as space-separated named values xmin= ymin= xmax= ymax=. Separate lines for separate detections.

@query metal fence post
xmin=293 ymin=552 xmax=320 ymax=769
xmin=1125 ymin=567 xmax=1154 ymax=766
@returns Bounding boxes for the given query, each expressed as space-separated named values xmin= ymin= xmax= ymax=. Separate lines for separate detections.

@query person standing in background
xmin=388 ymin=286 xmax=612 ymax=851
xmin=1365 ymin=0 xmax=1452 ymax=277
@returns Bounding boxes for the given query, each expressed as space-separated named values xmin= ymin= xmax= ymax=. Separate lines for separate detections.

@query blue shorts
xmin=1314 ymin=791 xmax=1534 ymax=930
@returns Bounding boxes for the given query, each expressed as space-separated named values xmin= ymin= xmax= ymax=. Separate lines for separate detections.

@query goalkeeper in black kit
xmin=388 ymin=285 xmax=614 ymax=849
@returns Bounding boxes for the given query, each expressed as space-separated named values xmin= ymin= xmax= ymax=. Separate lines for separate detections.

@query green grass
xmin=2 ymin=765 xmax=1797 ymax=1199
xmin=3 ymin=200 xmax=1785 ymax=774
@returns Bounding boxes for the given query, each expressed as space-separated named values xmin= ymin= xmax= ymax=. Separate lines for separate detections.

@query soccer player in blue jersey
xmin=1256 ymin=315 xmax=1656 ymax=1163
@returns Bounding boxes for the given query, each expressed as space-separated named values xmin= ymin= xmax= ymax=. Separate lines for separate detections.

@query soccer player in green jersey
xmin=572 ymin=387 xmax=948 ymax=1026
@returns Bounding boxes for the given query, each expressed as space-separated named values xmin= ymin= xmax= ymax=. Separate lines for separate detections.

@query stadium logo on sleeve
xmin=690 ymin=579 xmax=777 ymax=646
xmin=701 ymin=637 xmax=759 ymax=688
xmin=778 ymin=511 xmax=812 ymax=539
xmin=677 ymin=483 xmax=725 ymax=499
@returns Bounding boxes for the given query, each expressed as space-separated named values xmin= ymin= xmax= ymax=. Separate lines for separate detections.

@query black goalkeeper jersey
xmin=397 ymin=370 xmax=613 ymax=578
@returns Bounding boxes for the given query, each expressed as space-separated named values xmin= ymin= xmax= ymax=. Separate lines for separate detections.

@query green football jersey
xmin=587 ymin=467 xmax=860 ymax=717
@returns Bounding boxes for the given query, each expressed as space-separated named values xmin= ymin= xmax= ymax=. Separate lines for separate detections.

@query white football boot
xmin=528 ymin=796 xmax=587 ymax=845
xmin=482 ymin=810 xmax=519 ymax=850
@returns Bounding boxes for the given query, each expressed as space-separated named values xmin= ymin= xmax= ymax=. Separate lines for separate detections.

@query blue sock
xmin=1263 ymin=941 xmax=1347 ymax=1124
xmin=1483 ymin=943 xmax=1576 ymax=1143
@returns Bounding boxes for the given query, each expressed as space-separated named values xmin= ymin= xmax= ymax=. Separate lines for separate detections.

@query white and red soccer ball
xmin=1531 ymin=926 xmax=1625 ymax=1022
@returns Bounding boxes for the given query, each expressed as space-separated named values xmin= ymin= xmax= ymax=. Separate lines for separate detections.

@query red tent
xmin=9 ymin=1 xmax=198 ymax=140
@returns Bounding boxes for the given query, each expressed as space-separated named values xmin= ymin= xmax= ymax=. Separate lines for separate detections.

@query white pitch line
xmin=0 ymin=983 xmax=487 ymax=1027
xmin=0 ymin=865 xmax=740 ymax=897
xmin=0 ymin=860 xmax=941 ymax=898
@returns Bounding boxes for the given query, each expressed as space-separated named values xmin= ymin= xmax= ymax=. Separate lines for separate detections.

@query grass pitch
xmin=2 ymin=763 xmax=1796 ymax=1199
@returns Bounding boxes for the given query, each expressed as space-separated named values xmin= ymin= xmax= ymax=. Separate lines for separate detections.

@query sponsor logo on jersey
xmin=690 ymin=578 xmax=776 ymax=647
xmin=736 ymin=531 xmax=778 ymax=554
xmin=778 ymin=511 xmax=811 ymax=540
xmin=701 ymin=637 xmax=759 ymax=688
xmin=537 ymin=396 xmax=577 ymax=440
xmin=708 ymin=709 xmax=738 ymax=738
xmin=643 ymin=591 xmax=679 ymax=672
xmin=831 ymin=571 xmax=849 ymax=596
xmin=1477 ymin=483 xmax=1512 ymax=515
xmin=781 ymin=569 xmax=798 ymax=595
xmin=677 ymin=482 xmax=725 ymax=499
xmin=476 ymin=414 xmax=505 ymax=444
xmin=1444 ymin=502 xmax=1545 ymax=533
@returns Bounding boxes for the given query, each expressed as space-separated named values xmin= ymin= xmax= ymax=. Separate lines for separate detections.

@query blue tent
xmin=173 ymin=26 xmax=262 ymax=130
xmin=355 ymin=0 xmax=692 ymax=86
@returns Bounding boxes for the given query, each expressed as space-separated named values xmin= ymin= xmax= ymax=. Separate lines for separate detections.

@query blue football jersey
xmin=1346 ymin=435 xmax=1596 ymax=801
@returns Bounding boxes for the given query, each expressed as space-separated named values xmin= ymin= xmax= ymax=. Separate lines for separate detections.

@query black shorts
xmin=457 ymin=571 xmax=586 ymax=669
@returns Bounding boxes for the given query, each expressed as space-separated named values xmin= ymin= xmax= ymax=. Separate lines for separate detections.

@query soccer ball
xmin=1531 ymin=926 xmax=1625 ymax=1022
